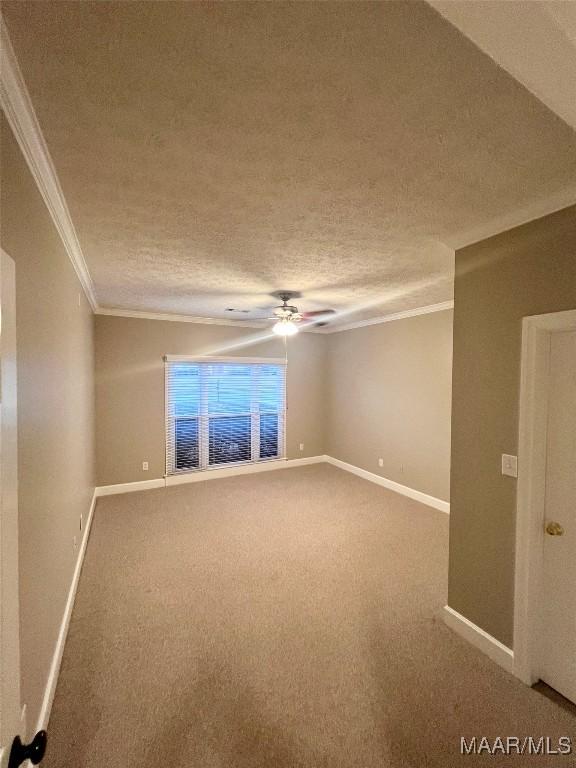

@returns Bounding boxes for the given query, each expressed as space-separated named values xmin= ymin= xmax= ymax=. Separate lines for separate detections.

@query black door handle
xmin=8 ymin=731 xmax=47 ymax=768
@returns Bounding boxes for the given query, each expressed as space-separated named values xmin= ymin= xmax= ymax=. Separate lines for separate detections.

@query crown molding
xmin=96 ymin=307 xmax=327 ymax=332
xmin=96 ymin=302 xmax=455 ymax=333
xmin=95 ymin=307 xmax=270 ymax=329
xmin=0 ymin=17 xmax=98 ymax=310
xmin=321 ymin=300 xmax=454 ymax=334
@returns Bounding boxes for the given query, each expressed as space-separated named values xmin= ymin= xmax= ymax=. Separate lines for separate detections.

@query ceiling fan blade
xmin=301 ymin=309 xmax=336 ymax=318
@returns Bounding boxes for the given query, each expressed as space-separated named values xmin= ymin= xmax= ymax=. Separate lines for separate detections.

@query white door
xmin=539 ymin=329 xmax=576 ymax=703
xmin=0 ymin=250 xmax=22 ymax=768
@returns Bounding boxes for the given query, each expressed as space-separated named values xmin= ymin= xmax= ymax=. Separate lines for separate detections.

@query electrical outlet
xmin=378 ymin=458 xmax=384 ymax=468
xmin=299 ymin=443 xmax=304 ymax=452
xmin=142 ymin=461 xmax=149 ymax=471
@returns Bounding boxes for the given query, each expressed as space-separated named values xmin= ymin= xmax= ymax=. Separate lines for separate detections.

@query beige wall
xmin=95 ymin=317 xmax=327 ymax=485
xmin=449 ymin=205 xmax=576 ymax=647
xmin=1 ymin=116 xmax=95 ymax=731
xmin=326 ymin=310 xmax=453 ymax=502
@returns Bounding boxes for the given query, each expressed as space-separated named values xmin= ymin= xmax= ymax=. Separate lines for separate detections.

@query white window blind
xmin=165 ymin=357 xmax=286 ymax=475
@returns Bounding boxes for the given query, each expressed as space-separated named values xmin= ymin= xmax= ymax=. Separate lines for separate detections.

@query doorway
xmin=0 ymin=250 xmax=21 ymax=767
xmin=514 ymin=308 xmax=576 ymax=703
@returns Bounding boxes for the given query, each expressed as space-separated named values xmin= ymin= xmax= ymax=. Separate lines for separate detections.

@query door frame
xmin=514 ymin=308 xmax=576 ymax=685
xmin=0 ymin=249 xmax=22 ymax=768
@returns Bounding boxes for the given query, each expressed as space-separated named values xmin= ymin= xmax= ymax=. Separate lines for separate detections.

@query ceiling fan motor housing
xmin=273 ymin=304 xmax=300 ymax=319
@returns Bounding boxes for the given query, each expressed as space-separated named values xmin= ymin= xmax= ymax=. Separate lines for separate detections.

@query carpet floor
xmin=45 ymin=464 xmax=575 ymax=767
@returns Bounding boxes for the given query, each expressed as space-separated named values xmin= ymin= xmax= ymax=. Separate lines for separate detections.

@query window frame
xmin=164 ymin=355 xmax=287 ymax=476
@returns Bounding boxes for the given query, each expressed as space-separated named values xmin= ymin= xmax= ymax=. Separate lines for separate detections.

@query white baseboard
xmin=324 ymin=456 xmax=450 ymax=513
xmin=34 ymin=488 xmax=97 ymax=736
xmin=95 ymin=478 xmax=166 ymax=496
xmin=94 ymin=457 xmax=449 ymax=518
xmin=283 ymin=455 xmax=329 ymax=468
xmin=442 ymin=605 xmax=514 ymax=674
xmin=166 ymin=455 xmax=327 ymax=486
xmin=95 ymin=456 xmax=328 ymax=495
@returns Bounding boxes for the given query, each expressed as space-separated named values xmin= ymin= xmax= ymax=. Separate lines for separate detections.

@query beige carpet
xmin=45 ymin=465 xmax=575 ymax=767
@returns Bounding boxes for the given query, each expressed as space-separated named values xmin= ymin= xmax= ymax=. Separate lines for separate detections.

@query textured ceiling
xmin=3 ymin=1 xmax=576 ymax=325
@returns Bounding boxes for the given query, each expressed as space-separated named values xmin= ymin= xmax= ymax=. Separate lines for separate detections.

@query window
xmin=165 ymin=357 xmax=286 ymax=475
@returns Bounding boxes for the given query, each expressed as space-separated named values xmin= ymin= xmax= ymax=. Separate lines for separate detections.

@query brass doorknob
xmin=545 ymin=521 xmax=565 ymax=536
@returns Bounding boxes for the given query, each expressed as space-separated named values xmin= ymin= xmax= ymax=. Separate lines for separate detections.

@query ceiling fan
xmin=226 ymin=291 xmax=336 ymax=336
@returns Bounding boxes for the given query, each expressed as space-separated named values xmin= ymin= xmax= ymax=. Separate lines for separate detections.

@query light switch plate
xmin=501 ymin=454 xmax=518 ymax=478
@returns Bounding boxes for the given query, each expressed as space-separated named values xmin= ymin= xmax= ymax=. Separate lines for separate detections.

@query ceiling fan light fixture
xmin=272 ymin=318 xmax=298 ymax=337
